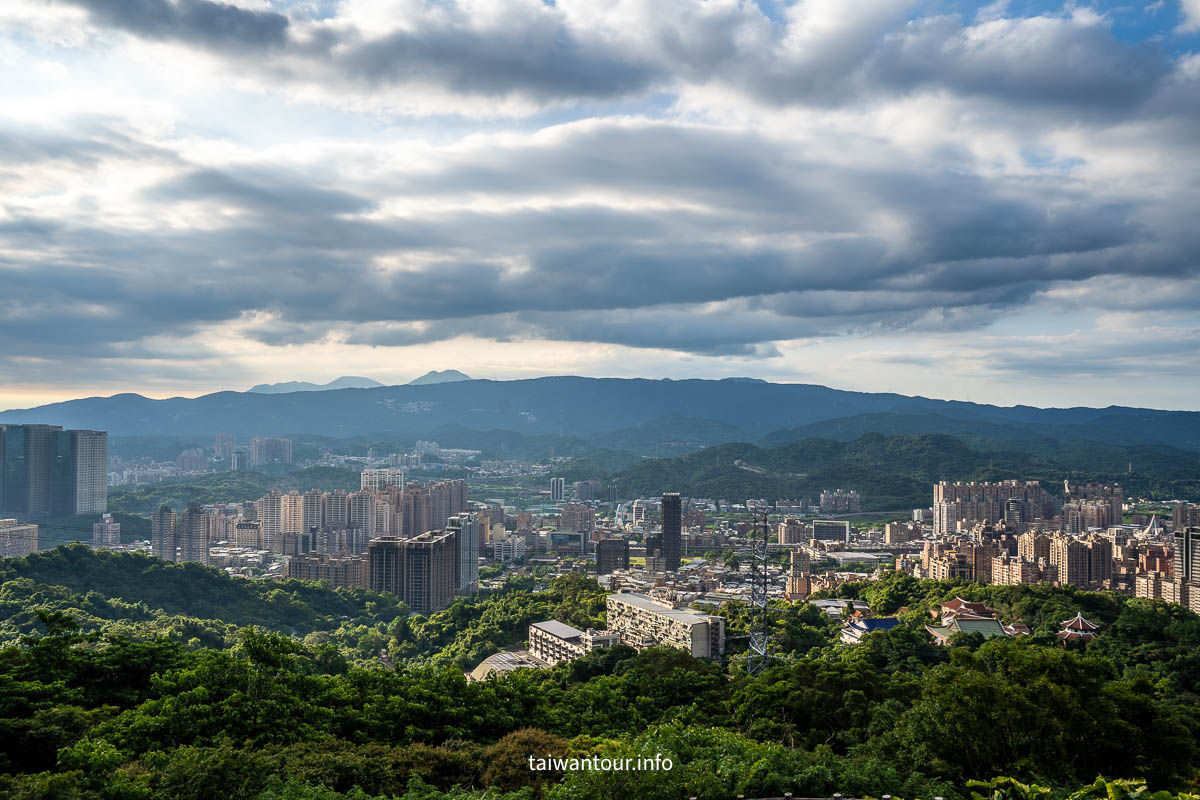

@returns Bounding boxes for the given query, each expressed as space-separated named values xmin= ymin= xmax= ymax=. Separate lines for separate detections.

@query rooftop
xmin=608 ymin=592 xmax=714 ymax=624
xmin=530 ymin=620 xmax=584 ymax=640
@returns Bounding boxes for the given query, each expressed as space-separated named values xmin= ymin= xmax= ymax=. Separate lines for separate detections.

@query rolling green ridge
xmin=608 ymin=432 xmax=1200 ymax=506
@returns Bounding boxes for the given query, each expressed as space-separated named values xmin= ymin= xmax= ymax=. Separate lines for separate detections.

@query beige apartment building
xmin=605 ymin=592 xmax=725 ymax=659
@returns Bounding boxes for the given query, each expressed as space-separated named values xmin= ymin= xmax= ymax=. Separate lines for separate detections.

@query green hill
xmin=612 ymin=432 xmax=1200 ymax=506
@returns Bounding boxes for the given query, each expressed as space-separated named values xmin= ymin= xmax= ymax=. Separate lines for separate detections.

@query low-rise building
xmin=605 ymin=592 xmax=725 ymax=659
xmin=527 ymin=620 xmax=621 ymax=665
xmin=0 ymin=518 xmax=38 ymax=558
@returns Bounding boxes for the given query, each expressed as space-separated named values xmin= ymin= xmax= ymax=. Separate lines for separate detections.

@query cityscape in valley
xmin=5 ymin=0 xmax=1200 ymax=797
xmin=2 ymin=375 xmax=1200 ymax=798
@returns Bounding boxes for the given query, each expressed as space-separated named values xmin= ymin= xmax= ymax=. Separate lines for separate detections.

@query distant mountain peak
xmin=409 ymin=370 xmax=472 ymax=385
xmin=247 ymin=376 xmax=385 ymax=394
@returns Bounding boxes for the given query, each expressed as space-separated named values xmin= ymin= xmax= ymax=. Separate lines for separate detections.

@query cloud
xmin=2 ymin=1 xmax=1199 ymax=408
xmin=59 ymin=0 xmax=289 ymax=50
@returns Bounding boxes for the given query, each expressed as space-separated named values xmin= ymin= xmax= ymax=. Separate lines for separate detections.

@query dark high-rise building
xmin=178 ymin=502 xmax=211 ymax=565
xmin=596 ymin=538 xmax=630 ymax=574
xmin=1175 ymin=528 xmax=1200 ymax=583
xmin=367 ymin=530 xmax=459 ymax=614
xmin=402 ymin=529 xmax=459 ymax=615
xmin=447 ymin=513 xmax=479 ymax=594
xmin=151 ymin=505 xmax=178 ymax=561
xmin=368 ymin=537 xmax=405 ymax=595
xmin=0 ymin=424 xmax=107 ymax=517
xmin=661 ymin=492 xmax=681 ymax=571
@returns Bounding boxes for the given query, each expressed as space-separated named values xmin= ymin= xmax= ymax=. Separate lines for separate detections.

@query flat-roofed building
xmin=0 ymin=518 xmax=37 ymax=558
xmin=527 ymin=620 xmax=621 ymax=666
xmin=595 ymin=538 xmax=630 ymax=574
xmin=605 ymin=592 xmax=725 ymax=659
xmin=286 ymin=553 xmax=367 ymax=589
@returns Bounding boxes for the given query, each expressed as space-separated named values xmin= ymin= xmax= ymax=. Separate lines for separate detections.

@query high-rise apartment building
xmin=560 ymin=504 xmax=595 ymax=533
xmin=1017 ymin=531 xmax=1051 ymax=562
xmin=257 ymin=491 xmax=284 ymax=553
xmin=661 ymin=493 xmax=681 ymax=572
xmin=777 ymin=518 xmax=806 ymax=545
xmin=1175 ymin=528 xmax=1200 ymax=583
xmin=550 ymin=477 xmax=565 ymax=502
xmin=819 ymin=488 xmax=862 ymax=514
xmin=367 ymin=536 xmax=404 ymax=595
xmin=367 ymin=530 xmax=459 ymax=614
xmin=348 ymin=490 xmax=377 ymax=538
xmin=325 ymin=489 xmax=349 ymax=529
xmin=932 ymin=480 xmax=1052 ymax=534
xmin=447 ymin=513 xmax=479 ymax=594
xmin=595 ymin=538 xmax=630 ymax=574
xmin=67 ymin=430 xmax=108 ymax=514
xmin=234 ymin=519 xmax=262 ymax=549
xmin=785 ymin=548 xmax=811 ymax=600
xmin=1064 ymin=482 xmax=1123 ymax=526
xmin=91 ymin=513 xmax=120 ymax=549
xmin=0 ymin=424 xmax=108 ymax=517
xmin=214 ymin=433 xmax=236 ymax=461
xmin=991 ymin=553 xmax=1040 ymax=585
xmin=151 ymin=505 xmax=178 ymax=561
xmin=1049 ymin=533 xmax=1112 ymax=588
xmin=402 ymin=529 xmax=459 ymax=615
xmin=302 ymin=489 xmax=324 ymax=534
xmin=361 ymin=468 xmax=405 ymax=492
xmin=250 ymin=437 xmax=292 ymax=465
xmin=178 ymin=502 xmax=211 ymax=565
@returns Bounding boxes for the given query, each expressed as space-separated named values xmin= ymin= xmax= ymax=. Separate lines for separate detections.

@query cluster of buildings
xmin=473 ymin=591 xmax=726 ymax=681
xmin=895 ymin=481 xmax=1200 ymax=615
xmin=149 ymin=477 xmax=478 ymax=613
xmin=0 ymin=424 xmax=108 ymax=517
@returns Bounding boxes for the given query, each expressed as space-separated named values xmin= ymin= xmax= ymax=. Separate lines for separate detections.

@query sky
xmin=1 ymin=0 xmax=1199 ymax=411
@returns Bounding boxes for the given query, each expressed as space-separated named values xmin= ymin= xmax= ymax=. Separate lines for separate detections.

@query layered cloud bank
xmin=1 ymin=0 xmax=1198 ymax=408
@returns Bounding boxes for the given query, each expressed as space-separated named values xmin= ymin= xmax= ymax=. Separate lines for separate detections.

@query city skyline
xmin=3 ymin=1 xmax=1200 ymax=411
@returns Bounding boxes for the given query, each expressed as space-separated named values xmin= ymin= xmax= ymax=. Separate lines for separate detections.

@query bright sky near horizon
xmin=2 ymin=0 xmax=1199 ymax=411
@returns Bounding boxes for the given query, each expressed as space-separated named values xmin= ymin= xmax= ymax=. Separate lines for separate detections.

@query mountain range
xmin=2 ymin=377 xmax=1199 ymax=453
xmin=247 ymin=370 xmax=472 ymax=394
xmin=248 ymin=376 xmax=386 ymax=393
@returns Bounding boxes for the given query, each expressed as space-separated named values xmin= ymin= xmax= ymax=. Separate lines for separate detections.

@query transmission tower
xmin=745 ymin=513 xmax=771 ymax=675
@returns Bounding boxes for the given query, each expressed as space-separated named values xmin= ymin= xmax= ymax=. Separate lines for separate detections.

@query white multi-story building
xmin=528 ymin=621 xmax=621 ymax=665
xmin=361 ymin=468 xmax=406 ymax=492
xmin=605 ymin=593 xmax=725 ymax=659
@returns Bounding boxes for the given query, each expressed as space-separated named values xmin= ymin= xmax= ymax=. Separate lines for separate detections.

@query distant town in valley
xmin=4 ymin=389 xmax=1199 ymax=674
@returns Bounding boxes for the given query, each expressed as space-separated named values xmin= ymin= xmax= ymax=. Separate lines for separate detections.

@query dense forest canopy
xmin=1 ymin=547 xmax=1199 ymax=799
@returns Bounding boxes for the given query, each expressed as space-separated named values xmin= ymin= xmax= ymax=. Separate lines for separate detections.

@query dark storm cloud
xmin=61 ymin=0 xmax=289 ymax=49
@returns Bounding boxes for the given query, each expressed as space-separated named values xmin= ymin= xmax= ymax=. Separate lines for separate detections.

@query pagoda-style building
xmin=1057 ymin=612 xmax=1101 ymax=642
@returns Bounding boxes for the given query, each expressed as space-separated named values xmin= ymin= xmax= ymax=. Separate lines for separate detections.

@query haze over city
xmin=2 ymin=0 xmax=1199 ymax=410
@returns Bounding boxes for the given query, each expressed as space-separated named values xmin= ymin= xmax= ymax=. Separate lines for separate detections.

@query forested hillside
xmin=2 ymin=548 xmax=1200 ymax=798
xmin=608 ymin=432 xmax=1200 ymax=506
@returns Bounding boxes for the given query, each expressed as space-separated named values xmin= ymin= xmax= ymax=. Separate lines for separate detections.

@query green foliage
xmin=612 ymin=432 xmax=1200 ymax=505
xmin=4 ymin=550 xmax=1200 ymax=799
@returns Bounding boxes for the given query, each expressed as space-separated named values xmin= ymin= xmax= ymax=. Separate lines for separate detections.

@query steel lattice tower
xmin=745 ymin=513 xmax=771 ymax=675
